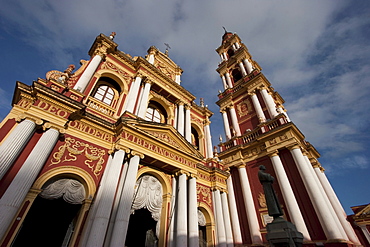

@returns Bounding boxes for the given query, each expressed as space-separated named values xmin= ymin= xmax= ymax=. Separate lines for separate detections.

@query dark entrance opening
xmin=125 ymin=208 xmax=157 ymax=247
xmin=12 ymin=196 xmax=81 ymax=247
xmin=199 ymin=225 xmax=207 ymax=247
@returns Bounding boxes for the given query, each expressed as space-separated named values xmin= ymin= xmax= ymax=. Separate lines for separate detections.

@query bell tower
xmin=215 ymin=30 xmax=361 ymax=246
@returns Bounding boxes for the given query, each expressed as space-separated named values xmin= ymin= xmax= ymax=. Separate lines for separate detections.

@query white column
xmin=238 ymin=166 xmax=263 ymax=244
xmin=0 ymin=119 xmax=36 ymax=180
xmin=109 ymin=154 xmax=141 ymax=247
xmin=176 ymin=173 xmax=188 ymax=247
xmin=360 ymin=225 xmax=370 ymax=244
xmin=250 ymin=93 xmax=266 ymax=123
xmin=213 ymin=190 xmax=226 ymax=247
xmin=221 ymin=75 xmax=228 ymax=89
xmin=223 ymin=52 xmax=228 ymax=61
xmin=104 ymin=160 xmax=130 ymax=247
xmin=86 ymin=149 xmax=126 ymax=247
xmin=314 ymin=167 xmax=361 ymax=244
xmin=260 ymin=88 xmax=278 ymax=118
xmin=177 ymin=103 xmax=184 ymax=136
xmin=204 ymin=122 xmax=213 ymax=159
xmin=185 ymin=105 xmax=192 ymax=143
xmin=228 ymin=106 xmax=241 ymax=136
xmin=225 ymin=73 xmax=233 ymax=88
xmin=290 ymin=147 xmax=344 ymax=241
xmin=124 ymin=76 xmax=142 ymax=113
xmin=134 ymin=85 xmax=144 ymax=115
xmin=243 ymin=58 xmax=253 ymax=74
xmin=173 ymin=106 xmax=178 ymax=129
xmin=168 ymin=176 xmax=177 ymax=247
xmin=148 ymin=54 xmax=155 ymax=64
xmin=0 ymin=128 xmax=59 ymax=240
xmin=238 ymin=62 xmax=247 ymax=77
xmin=277 ymin=106 xmax=291 ymax=122
xmin=226 ymin=176 xmax=243 ymax=244
xmin=221 ymin=191 xmax=234 ymax=247
xmin=303 ymin=156 xmax=348 ymax=240
xmin=137 ymin=81 xmax=152 ymax=118
xmin=80 ymin=154 xmax=114 ymax=247
xmin=221 ymin=110 xmax=232 ymax=140
xmin=73 ymin=55 xmax=102 ymax=92
xmin=188 ymin=176 xmax=199 ymax=247
xmin=269 ymin=153 xmax=311 ymax=240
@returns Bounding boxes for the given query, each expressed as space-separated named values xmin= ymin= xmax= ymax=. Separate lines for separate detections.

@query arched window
xmin=232 ymin=68 xmax=242 ymax=84
xmin=145 ymin=101 xmax=167 ymax=123
xmin=91 ymin=77 xmax=121 ymax=107
xmin=227 ymin=48 xmax=235 ymax=59
xmin=191 ymin=127 xmax=199 ymax=149
xmin=94 ymin=85 xmax=115 ymax=105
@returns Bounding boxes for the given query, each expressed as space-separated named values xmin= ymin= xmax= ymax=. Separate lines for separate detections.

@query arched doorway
xmin=125 ymin=208 xmax=157 ymax=247
xmin=12 ymin=179 xmax=85 ymax=247
xmin=198 ymin=209 xmax=207 ymax=247
xmin=125 ymin=175 xmax=163 ymax=247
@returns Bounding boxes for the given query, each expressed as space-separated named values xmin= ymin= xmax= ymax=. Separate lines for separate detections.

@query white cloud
xmin=0 ymin=0 xmax=369 ymax=180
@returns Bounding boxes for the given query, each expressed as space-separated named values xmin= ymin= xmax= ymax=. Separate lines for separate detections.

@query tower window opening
xmin=191 ymin=127 xmax=200 ymax=149
xmin=227 ymin=48 xmax=235 ymax=58
xmin=232 ymin=68 xmax=243 ymax=83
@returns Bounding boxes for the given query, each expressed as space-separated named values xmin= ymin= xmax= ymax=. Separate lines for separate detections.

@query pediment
xmin=122 ymin=119 xmax=203 ymax=159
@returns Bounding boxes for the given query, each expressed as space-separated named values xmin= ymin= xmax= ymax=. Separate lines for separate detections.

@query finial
xmin=109 ymin=32 xmax=116 ymax=40
xmin=223 ymin=26 xmax=228 ymax=33
xmin=200 ymin=98 xmax=204 ymax=107
xmin=164 ymin=43 xmax=171 ymax=55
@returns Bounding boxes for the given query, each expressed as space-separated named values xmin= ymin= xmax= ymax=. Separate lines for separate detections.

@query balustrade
xmin=86 ymin=96 xmax=116 ymax=116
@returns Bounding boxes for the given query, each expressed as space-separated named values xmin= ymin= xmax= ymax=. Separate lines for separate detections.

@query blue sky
xmin=0 ymin=0 xmax=369 ymax=214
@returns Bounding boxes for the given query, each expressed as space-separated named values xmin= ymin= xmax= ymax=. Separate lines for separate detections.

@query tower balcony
xmin=218 ymin=114 xmax=289 ymax=153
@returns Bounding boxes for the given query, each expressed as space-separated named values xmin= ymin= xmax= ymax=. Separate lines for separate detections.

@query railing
xmin=217 ymin=70 xmax=260 ymax=99
xmin=86 ymin=96 xmax=116 ymax=117
xmin=219 ymin=115 xmax=288 ymax=152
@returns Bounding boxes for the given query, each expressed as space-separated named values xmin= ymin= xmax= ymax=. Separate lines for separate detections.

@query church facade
xmin=0 ymin=32 xmax=367 ymax=246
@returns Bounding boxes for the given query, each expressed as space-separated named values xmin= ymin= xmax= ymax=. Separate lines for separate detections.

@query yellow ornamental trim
xmin=49 ymin=137 xmax=106 ymax=178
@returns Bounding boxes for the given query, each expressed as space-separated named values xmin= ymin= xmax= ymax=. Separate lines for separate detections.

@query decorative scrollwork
xmin=50 ymin=137 xmax=106 ymax=177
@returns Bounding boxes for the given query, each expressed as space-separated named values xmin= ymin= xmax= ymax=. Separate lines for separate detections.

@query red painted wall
xmin=0 ymin=129 xmax=42 ymax=198
xmin=279 ymin=148 xmax=326 ymax=240
xmin=0 ymin=118 xmax=16 ymax=142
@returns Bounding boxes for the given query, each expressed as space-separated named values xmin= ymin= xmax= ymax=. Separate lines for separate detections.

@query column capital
xmin=174 ymin=169 xmax=190 ymax=177
xmin=203 ymin=119 xmax=211 ymax=126
xmin=135 ymin=72 xmax=145 ymax=79
xmin=268 ymin=150 xmax=279 ymax=157
xmin=114 ymin=144 xmax=130 ymax=153
xmin=236 ymin=163 xmax=246 ymax=169
xmin=189 ymin=173 xmax=198 ymax=179
xmin=176 ymin=100 xmax=184 ymax=106
xmin=142 ymin=77 xmax=153 ymax=85
xmin=248 ymin=91 xmax=256 ymax=96
xmin=287 ymin=144 xmax=301 ymax=151
xmin=184 ymin=104 xmax=191 ymax=110
xmin=43 ymin=122 xmax=65 ymax=134
xmin=93 ymin=48 xmax=107 ymax=59
xmin=130 ymin=150 xmax=145 ymax=159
